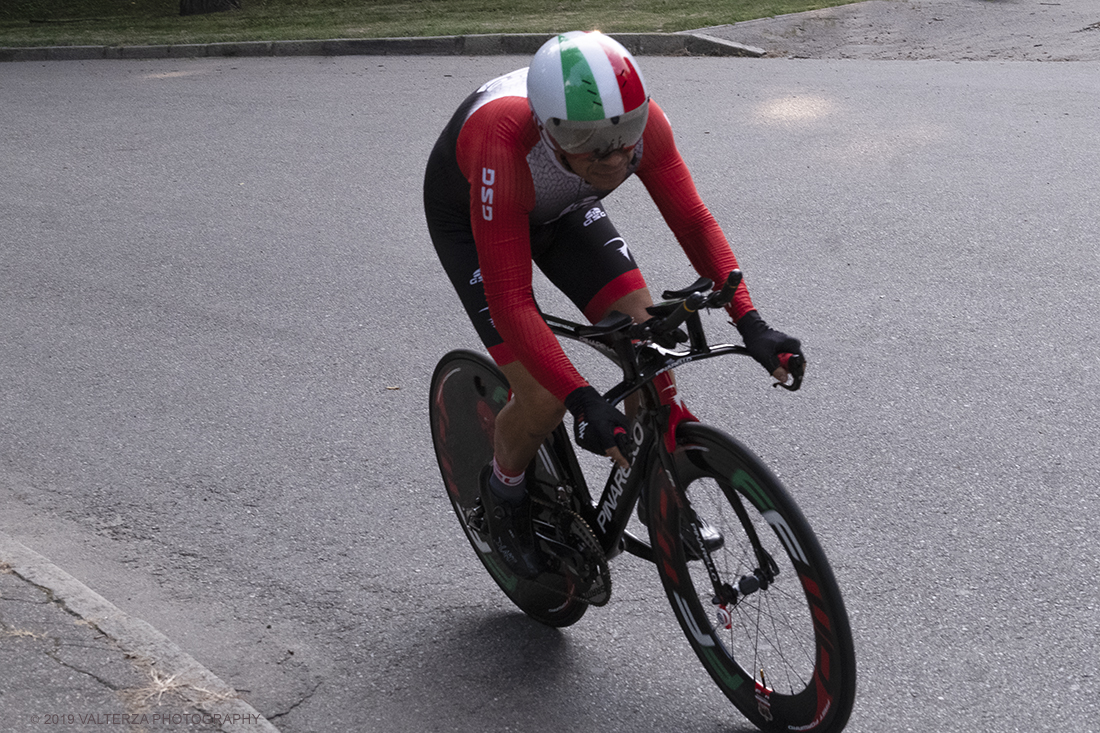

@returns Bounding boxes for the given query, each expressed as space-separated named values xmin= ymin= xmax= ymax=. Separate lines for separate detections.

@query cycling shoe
xmin=478 ymin=466 xmax=545 ymax=579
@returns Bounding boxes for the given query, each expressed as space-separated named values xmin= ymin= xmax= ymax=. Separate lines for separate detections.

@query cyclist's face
xmin=562 ymin=146 xmax=634 ymax=190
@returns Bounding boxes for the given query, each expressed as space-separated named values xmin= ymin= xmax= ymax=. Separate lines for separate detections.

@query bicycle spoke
xmin=648 ymin=423 xmax=856 ymax=733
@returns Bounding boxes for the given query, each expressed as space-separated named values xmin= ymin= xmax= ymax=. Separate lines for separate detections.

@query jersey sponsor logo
xmin=583 ymin=206 xmax=607 ymax=227
xmin=604 ymin=236 xmax=631 ymax=260
xmin=469 ymin=268 xmax=483 ymax=286
xmin=480 ymin=168 xmax=495 ymax=221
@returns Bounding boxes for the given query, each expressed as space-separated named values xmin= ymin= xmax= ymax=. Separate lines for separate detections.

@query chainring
xmin=464 ymin=491 xmax=611 ymax=607
xmin=530 ymin=494 xmax=611 ymax=606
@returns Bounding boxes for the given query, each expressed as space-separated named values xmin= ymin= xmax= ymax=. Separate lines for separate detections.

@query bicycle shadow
xmin=407 ymin=608 xmax=759 ymax=733
xmin=429 ymin=609 xmax=576 ymax=688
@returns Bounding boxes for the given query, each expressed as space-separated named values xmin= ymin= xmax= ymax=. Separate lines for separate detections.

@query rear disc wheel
xmin=429 ymin=349 xmax=591 ymax=627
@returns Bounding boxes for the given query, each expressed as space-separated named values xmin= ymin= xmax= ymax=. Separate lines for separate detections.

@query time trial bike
xmin=428 ymin=270 xmax=856 ymax=733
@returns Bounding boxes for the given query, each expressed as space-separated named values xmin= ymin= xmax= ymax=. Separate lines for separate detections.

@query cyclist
xmin=424 ymin=31 xmax=801 ymax=578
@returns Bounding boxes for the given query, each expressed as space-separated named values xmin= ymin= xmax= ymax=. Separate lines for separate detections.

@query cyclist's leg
xmin=494 ymin=361 xmax=566 ymax=475
xmin=483 ymin=204 xmax=649 ymax=474
xmin=534 ymin=203 xmax=650 ymax=326
xmin=427 ymin=199 xmax=551 ymax=574
xmin=426 ymin=218 xmax=563 ymax=477
xmin=599 ymin=287 xmax=653 ymax=323
xmin=430 ymin=201 xmax=652 ymax=473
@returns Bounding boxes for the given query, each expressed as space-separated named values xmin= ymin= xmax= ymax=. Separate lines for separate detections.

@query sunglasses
xmin=563 ymin=144 xmax=638 ymax=164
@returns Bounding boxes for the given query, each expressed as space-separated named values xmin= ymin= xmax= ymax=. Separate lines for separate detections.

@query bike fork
xmin=682 ymin=492 xmax=778 ymax=613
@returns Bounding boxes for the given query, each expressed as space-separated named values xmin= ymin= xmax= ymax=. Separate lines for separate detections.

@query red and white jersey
xmin=451 ymin=68 xmax=755 ymax=402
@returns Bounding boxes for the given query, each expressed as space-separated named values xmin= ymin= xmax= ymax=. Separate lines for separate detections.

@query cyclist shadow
xmin=434 ymin=610 xmax=573 ymax=685
xmin=427 ymin=610 xmax=758 ymax=733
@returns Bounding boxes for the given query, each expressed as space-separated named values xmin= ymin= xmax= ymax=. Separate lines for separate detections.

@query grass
xmin=0 ymin=0 xmax=859 ymax=48
xmin=121 ymin=666 xmax=236 ymax=710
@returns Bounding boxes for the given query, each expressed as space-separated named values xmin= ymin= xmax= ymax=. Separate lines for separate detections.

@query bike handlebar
xmin=629 ymin=270 xmax=742 ymax=343
xmin=564 ymin=269 xmax=804 ymax=394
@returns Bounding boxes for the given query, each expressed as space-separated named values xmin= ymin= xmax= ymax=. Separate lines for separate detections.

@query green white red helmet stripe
xmin=590 ymin=33 xmax=647 ymax=113
xmin=527 ymin=31 xmax=650 ymax=154
xmin=547 ymin=31 xmax=647 ymax=121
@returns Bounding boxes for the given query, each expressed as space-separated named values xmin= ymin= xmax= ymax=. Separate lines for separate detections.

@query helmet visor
xmin=544 ymin=100 xmax=649 ymax=155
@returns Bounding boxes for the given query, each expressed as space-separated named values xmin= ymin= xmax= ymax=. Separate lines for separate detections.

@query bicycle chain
xmin=465 ymin=487 xmax=612 ymax=607
xmin=527 ymin=493 xmax=612 ymax=607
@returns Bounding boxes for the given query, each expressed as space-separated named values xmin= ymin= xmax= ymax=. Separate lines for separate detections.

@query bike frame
xmin=540 ymin=309 xmax=753 ymax=565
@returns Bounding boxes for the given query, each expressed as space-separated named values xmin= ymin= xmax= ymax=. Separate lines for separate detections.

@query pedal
xmin=465 ymin=498 xmax=487 ymax=535
xmin=683 ymin=516 xmax=724 ymax=560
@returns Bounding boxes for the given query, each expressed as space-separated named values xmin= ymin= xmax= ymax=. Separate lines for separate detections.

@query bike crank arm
xmin=527 ymin=495 xmax=613 ymax=607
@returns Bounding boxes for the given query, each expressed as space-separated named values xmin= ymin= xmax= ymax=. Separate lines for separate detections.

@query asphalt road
xmin=2 ymin=54 xmax=1099 ymax=732
xmin=703 ymin=0 xmax=1100 ymax=61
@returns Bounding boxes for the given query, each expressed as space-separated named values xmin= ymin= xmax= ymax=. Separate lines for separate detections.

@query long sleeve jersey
xmin=451 ymin=68 xmax=756 ymax=402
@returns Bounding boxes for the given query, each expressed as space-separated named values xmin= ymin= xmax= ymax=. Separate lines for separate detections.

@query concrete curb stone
xmin=0 ymin=32 xmax=765 ymax=63
xmin=0 ymin=533 xmax=279 ymax=733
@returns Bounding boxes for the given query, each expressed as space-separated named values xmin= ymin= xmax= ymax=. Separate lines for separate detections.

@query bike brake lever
xmin=773 ymin=353 xmax=805 ymax=392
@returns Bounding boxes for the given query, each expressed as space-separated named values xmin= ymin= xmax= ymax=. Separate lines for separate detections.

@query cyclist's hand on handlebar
xmin=735 ymin=311 xmax=804 ymax=384
xmin=564 ymin=386 xmax=631 ymax=469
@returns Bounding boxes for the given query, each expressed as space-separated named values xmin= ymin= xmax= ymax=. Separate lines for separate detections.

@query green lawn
xmin=1 ymin=0 xmax=858 ymax=47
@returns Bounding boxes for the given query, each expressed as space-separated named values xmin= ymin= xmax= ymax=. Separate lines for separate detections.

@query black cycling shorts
xmin=427 ymin=199 xmax=643 ymax=357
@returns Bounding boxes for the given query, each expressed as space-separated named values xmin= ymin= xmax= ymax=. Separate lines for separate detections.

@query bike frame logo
xmin=596 ymin=422 xmax=645 ymax=530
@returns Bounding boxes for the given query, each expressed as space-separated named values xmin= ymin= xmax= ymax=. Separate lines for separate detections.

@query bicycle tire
xmin=647 ymin=422 xmax=856 ymax=733
xmin=428 ymin=349 xmax=590 ymax=628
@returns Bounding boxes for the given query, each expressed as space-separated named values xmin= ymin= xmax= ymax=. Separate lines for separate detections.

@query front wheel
xmin=647 ymin=423 xmax=856 ymax=733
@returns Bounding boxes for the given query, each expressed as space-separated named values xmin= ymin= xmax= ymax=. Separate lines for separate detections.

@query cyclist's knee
xmin=604 ymin=287 xmax=654 ymax=323
xmin=499 ymin=361 xmax=567 ymax=425
xmin=511 ymin=384 xmax=566 ymax=429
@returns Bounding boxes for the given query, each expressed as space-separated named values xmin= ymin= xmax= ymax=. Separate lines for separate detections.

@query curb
xmin=0 ymin=533 xmax=279 ymax=733
xmin=0 ymin=32 xmax=764 ymax=63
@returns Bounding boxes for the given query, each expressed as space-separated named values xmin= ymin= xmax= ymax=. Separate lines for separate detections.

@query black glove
xmin=735 ymin=310 xmax=802 ymax=375
xmin=564 ymin=386 xmax=630 ymax=458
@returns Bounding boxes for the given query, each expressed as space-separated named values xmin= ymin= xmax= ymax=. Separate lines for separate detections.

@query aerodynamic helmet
xmin=526 ymin=31 xmax=650 ymax=156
